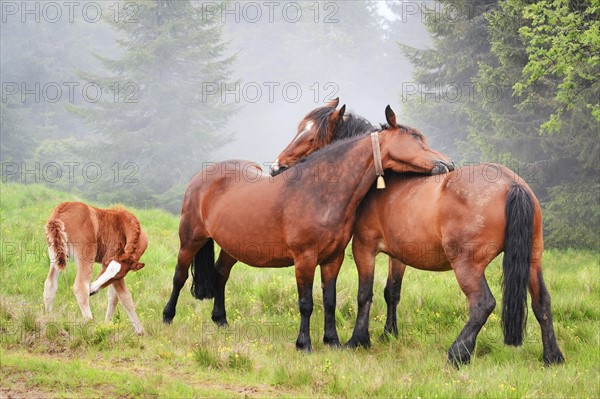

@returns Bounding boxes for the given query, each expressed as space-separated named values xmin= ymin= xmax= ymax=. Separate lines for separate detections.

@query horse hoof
xmin=212 ymin=315 xmax=228 ymax=326
xmin=344 ymin=336 xmax=371 ymax=349
xmin=296 ymin=336 xmax=312 ymax=352
xmin=296 ymin=343 xmax=312 ymax=352
xmin=162 ymin=314 xmax=174 ymax=324
xmin=323 ymin=338 xmax=342 ymax=348
xmin=544 ymin=351 xmax=565 ymax=365
xmin=378 ymin=331 xmax=397 ymax=342
xmin=448 ymin=350 xmax=471 ymax=368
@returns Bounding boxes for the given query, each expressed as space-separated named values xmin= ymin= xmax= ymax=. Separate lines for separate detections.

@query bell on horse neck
xmin=377 ymin=175 xmax=386 ymax=189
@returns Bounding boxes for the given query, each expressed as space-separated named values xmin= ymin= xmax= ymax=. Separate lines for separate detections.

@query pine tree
xmin=396 ymin=0 xmax=499 ymax=160
xmin=480 ymin=0 xmax=599 ymax=248
xmin=72 ymin=0 xmax=236 ymax=210
xmin=398 ymin=0 xmax=599 ymax=248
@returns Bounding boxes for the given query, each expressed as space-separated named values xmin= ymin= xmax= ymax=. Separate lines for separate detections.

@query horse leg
xmin=112 ymin=278 xmax=144 ymax=335
xmin=382 ymin=257 xmax=406 ymax=339
xmin=529 ymin=264 xmax=565 ymax=364
xmin=73 ymin=258 xmax=94 ymax=320
xmin=346 ymin=239 xmax=376 ymax=348
xmin=211 ymin=250 xmax=237 ymax=326
xmin=162 ymin=240 xmax=204 ymax=323
xmin=43 ymin=263 xmax=60 ymax=312
xmin=105 ymin=283 xmax=119 ymax=321
xmin=320 ymin=255 xmax=344 ymax=347
xmin=448 ymin=264 xmax=496 ymax=367
xmin=294 ymin=260 xmax=316 ymax=352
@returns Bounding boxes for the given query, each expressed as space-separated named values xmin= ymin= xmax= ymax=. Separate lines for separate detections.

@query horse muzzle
xmin=270 ymin=164 xmax=288 ymax=176
xmin=431 ymin=160 xmax=456 ymax=175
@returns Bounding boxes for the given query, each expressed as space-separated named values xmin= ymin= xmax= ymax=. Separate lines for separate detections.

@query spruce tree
xmin=72 ymin=0 xmax=236 ymax=210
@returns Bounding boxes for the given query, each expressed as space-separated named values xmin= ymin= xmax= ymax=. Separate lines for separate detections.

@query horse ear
xmin=131 ymin=262 xmax=145 ymax=271
xmin=385 ymin=105 xmax=397 ymax=127
xmin=325 ymin=97 xmax=339 ymax=108
xmin=330 ymin=104 xmax=346 ymax=125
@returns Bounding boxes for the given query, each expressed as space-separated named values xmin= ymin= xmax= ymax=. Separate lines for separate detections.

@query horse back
xmin=355 ymin=163 xmax=540 ymax=270
xmin=47 ymin=202 xmax=145 ymax=264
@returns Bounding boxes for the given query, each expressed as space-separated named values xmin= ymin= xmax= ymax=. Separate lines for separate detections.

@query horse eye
xmin=411 ymin=133 xmax=421 ymax=140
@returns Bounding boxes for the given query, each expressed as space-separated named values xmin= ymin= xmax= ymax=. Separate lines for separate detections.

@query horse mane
xmin=297 ymin=113 xmax=378 ymax=165
xmin=301 ymin=133 xmax=368 ymax=166
xmin=336 ymin=114 xmax=377 ymax=140
xmin=380 ymin=122 xmax=419 ymax=134
xmin=305 ymin=106 xmax=337 ymax=147
xmin=298 ymin=114 xmax=428 ymax=166
xmin=303 ymin=108 xmax=376 ymax=148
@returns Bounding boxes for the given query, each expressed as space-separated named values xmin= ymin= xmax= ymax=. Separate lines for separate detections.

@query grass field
xmin=1 ymin=183 xmax=598 ymax=398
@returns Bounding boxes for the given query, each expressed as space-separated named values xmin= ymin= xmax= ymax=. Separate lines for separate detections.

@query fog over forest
xmin=214 ymin=1 xmax=430 ymax=163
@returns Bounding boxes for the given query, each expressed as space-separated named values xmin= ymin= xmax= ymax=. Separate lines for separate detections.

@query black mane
xmin=305 ymin=106 xmax=336 ymax=147
xmin=300 ymin=133 xmax=367 ymax=167
xmin=306 ymin=108 xmax=377 ymax=146
xmin=335 ymin=114 xmax=377 ymax=141
xmin=295 ymin=112 xmax=378 ymax=167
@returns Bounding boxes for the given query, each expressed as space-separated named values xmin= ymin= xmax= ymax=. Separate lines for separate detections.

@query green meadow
xmin=1 ymin=183 xmax=598 ymax=398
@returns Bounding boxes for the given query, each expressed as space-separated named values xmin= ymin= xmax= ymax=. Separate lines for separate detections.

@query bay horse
xmin=44 ymin=202 xmax=147 ymax=334
xmin=162 ymin=108 xmax=454 ymax=351
xmin=271 ymin=100 xmax=564 ymax=366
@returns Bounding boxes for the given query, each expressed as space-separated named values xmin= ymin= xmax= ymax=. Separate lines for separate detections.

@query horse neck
xmin=313 ymin=135 xmax=377 ymax=211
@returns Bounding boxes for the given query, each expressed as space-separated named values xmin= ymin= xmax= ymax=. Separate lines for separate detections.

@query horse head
xmin=271 ymin=98 xmax=345 ymax=176
xmin=89 ymin=230 xmax=148 ymax=295
xmin=378 ymin=105 xmax=455 ymax=175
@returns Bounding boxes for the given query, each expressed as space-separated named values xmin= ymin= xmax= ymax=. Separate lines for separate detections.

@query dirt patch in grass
xmin=0 ymin=368 xmax=54 ymax=399
xmin=1 ymin=351 xmax=286 ymax=398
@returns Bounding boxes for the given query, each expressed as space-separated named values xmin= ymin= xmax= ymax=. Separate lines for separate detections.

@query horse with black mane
xmin=271 ymin=99 xmax=564 ymax=366
xmin=162 ymin=106 xmax=454 ymax=351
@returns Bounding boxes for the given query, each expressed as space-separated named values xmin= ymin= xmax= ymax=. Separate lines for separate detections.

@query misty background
xmin=1 ymin=0 xmax=598 ymax=249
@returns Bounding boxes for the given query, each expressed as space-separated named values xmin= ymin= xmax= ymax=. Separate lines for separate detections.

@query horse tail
xmin=502 ymin=183 xmax=533 ymax=346
xmin=45 ymin=219 xmax=68 ymax=270
xmin=190 ymin=238 xmax=216 ymax=300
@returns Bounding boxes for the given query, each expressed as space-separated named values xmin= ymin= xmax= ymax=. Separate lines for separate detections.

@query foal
xmin=44 ymin=202 xmax=147 ymax=334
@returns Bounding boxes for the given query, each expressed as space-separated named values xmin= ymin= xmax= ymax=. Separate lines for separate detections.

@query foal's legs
xmin=73 ymin=258 xmax=94 ymax=320
xmin=43 ymin=264 xmax=61 ymax=312
xmin=448 ymin=262 xmax=496 ymax=367
xmin=346 ymin=239 xmax=377 ymax=348
xmin=112 ymin=279 xmax=144 ymax=335
xmin=382 ymin=257 xmax=406 ymax=339
xmin=294 ymin=259 xmax=317 ymax=351
xmin=529 ymin=265 xmax=564 ymax=364
xmin=211 ymin=250 xmax=237 ymax=326
xmin=162 ymin=238 xmax=205 ymax=323
xmin=105 ymin=284 xmax=119 ymax=321
xmin=320 ymin=255 xmax=344 ymax=347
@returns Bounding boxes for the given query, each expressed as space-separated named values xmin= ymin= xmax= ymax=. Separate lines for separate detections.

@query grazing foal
xmin=44 ymin=202 xmax=147 ymax=334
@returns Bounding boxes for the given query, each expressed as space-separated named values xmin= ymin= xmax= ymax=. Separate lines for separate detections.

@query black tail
xmin=502 ymin=184 xmax=534 ymax=346
xmin=190 ymin=238 xmax=216 ymax=300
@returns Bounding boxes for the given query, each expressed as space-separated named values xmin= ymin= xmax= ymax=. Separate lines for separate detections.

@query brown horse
xmin=44 ymin=202 xmax=147 ymax=334
xmin=162 ymin=108 xmax=454 ymax=351
xmin=271 ymin=100 xmax=564 ymax=366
